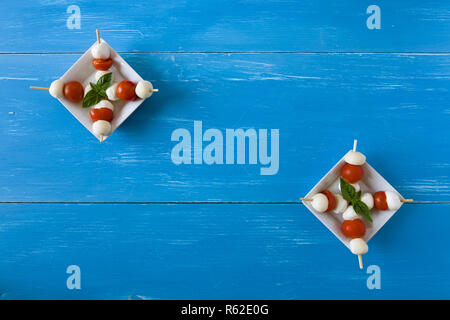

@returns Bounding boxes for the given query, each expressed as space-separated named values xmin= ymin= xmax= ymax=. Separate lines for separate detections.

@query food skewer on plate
xmin=29 ymin=29 xmax=159 ymax=142
xmin=30 ymin=80 xmax=85 ymax=102
xmin=301 ymin=140 xmax=413 ymax=269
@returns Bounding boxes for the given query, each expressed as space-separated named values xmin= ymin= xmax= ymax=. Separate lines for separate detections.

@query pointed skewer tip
xmin=358 ymin=255 xmax=363 ymax=269
xmin=30 ymin=86 xmax=49 ymax=90
xmin=353 ymin=139 xmax=358 ymax=152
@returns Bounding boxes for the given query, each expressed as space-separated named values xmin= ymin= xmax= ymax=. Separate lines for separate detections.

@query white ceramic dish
xmin=302 ymin=154 xmax=404 ymax=250
xmin=57 ymin=39 xmax=145 ymax=142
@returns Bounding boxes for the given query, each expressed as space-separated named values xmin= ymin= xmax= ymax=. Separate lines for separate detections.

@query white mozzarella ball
xmin=344 ymin=150 xmax=366 ymax=166
xmin=93 ymin=100 xmax=114 ymax=112
xmin=49 ymin=79 xmax=64 ymax=98
xmin=333 ymin=194 xmax=348 ymax=214
xmin=385 ymin=191 xmax=401 ymax=211
xmin=92 ymin=42 xmax=110 ymax=59
xmin=339 ymin=181 xmax=360 ymax=193
xmin=92 ymin=120 xmax=112 ymax=137
xmin=106 ymin=83 xmax=119 ymax=101
xmin=135 ymin=80 xmax=154 ymax=99
xmin=311 ymin=193 xmax=328 ymax=213
xmin=343 ymin=206 xmax=359 ymax=220
xmin=84 ymin=84 xmax=92 ymax=97
xmin=349 ymin=238 xmax=369 ymax=255
xmin=95 ymin=70 xmax=113 ymax=82
xmin=361 ymin=193 xmax=374 ymax=210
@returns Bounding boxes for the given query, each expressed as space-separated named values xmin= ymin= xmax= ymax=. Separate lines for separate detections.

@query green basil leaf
xmin=82 ymin=89 xmax=103 ymax=108
xmin=356 ymin=190 xmax=361 ymax=200
xmin=90 ymin=82 xmax=101 ymax=92
xmin=340 ymin=178 xmax=355 ymax=202
xmin=97 ymin=72 xmax=113 ymax=89
xmin=100 ymin=82 xmax=112 ymax=92
xmin=98 ymin=89 xmax=108 ymax=99
xmin=353 ymin=199 xmax=373 ymax=222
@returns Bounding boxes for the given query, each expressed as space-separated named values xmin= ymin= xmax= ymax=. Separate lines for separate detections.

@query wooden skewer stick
xmin=353 ymin=139 xmax=358 ymax=152
xmin=151 ymin=88 xmax=159 ymax=92
xmin=30 ymin=86 xmax=49 ymax=90
xmin=358 ymin=255 xmax=363 ymax=269
xmin=96 ymin=29 xmax=101 ymax=44
xmin=401 ymin=199 xmax=414 ymax=203
xmin=99 ymin=135 xmax=104 ymax=143
xmin=300 ymin=198 xmax=312 ymax=201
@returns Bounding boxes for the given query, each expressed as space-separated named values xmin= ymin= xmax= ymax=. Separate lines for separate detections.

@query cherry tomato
xmin=373 ymin=191 xmax=388 ymax=210
xmin=90 ymin=108 xmax=114 ymax=122
xmin=116 ymin=80 xmax=137 ymax=101
xmin=63 ymin=81 xmax=84 ymax=102
xmin=341 ymin=219 xmax=366 ymax=238
xmin=92 ymin=58 xmax=113 ymax=71
xmin=321 ymin=190 xmax=336 ymax=212
xmin=341 ymin=163 xmax=364 ymax=183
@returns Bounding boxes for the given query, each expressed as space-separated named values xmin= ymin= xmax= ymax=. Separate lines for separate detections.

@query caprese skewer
xmin=373 ymin=191 xmax=413 ymax=210
xmin=90 ymin=100 xmax=114 ymax=142
xmin=29 ymin=29 xmax=159 ymax=142
xmin=92 ymin=29 xmax=113 ymax=70
xmin=301 ymin=140 xmax=413 ymax=269
xmin=30 ymin=80 xmax=85 ymax=102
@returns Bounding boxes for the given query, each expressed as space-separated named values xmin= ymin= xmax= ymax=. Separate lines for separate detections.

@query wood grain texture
xmin=1 ymin=0 xmax=449 ymax=300
xmin=0 ymin=204 xmax=449 ymax=299
xmin=1 ymin=53 xmax=449 ymax=202
xmin=1 ymin=0 xmax=450 ymax=53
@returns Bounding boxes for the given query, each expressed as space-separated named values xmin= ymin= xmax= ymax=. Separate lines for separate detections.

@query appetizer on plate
xmin=30 ymin=30 xmax=158 ymax=142
xmin=301 ymin=140 xmax=413 ymax=269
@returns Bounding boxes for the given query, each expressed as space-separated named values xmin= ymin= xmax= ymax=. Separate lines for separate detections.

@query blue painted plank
xmin=0 ymin=203 xmax=448 ymax=299
xmin=1 ymin=53 xmax=449 ymax=202
xmin=2 ymin=0 xmax=450 ymax=53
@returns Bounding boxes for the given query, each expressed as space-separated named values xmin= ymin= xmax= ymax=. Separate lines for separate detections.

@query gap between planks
xmin=1 ymin=51 xmax=450 ymax=55
xmin=0 ymin=201 xmax=448 ymax=205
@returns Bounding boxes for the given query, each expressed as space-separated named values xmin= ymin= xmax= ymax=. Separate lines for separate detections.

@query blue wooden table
xmin=0 ymin=0 xmax=449 ymax=299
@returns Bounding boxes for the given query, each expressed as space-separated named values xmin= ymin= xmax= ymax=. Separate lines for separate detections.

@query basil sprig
xmin=340 ymin=178 xmax=372 ymax=222
xmin=82 ymin=73 xmax=113 ymax=108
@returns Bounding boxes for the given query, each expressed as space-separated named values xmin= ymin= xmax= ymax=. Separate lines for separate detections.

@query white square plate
xmin=57 ymin=39 xmax=144 ymax=142
xmin=302 ymin=154 xmax=404 ymax=250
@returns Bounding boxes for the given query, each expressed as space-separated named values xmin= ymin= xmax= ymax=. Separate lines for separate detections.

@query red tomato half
xmin=341 ymin=163 xmax=364 ymax=183
xmin=373 ymin=191 xmax=388 ymax=210
xmin=92 ymin=58 xmax=113 ymax=71
xmin=341 ymin=219 xmax=366 ymax=238
xmin=321 ymin=190 xmax=336 ymax=212
xmin=63 ymin=81 xmax=84 ymax=102
xmin=90 ymin=108 xmax=114 ymax=122
xmin=116 ymin=80 xmax=137 ymax=101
